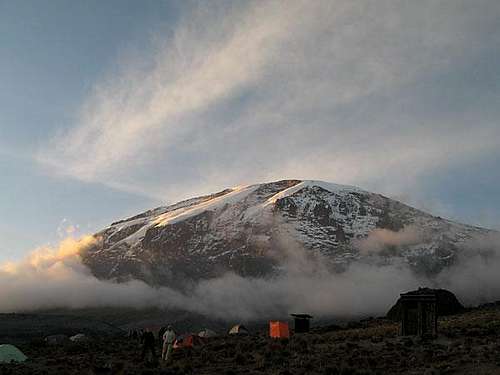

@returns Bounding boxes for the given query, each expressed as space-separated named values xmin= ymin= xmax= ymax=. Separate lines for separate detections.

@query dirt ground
xmin=2 ymin=306 xmax=500 ymax=375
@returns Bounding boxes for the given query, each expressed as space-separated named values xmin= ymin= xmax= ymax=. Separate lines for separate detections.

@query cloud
xmin=56 ymin=218 xmax=80 ymax=238
xmin=435 ymin=233 xmax=500 ymax=305
xmin=37 ymin=0 xmax=500 ymax=204
xmin=0 ymin=236 xmax=182 ymax=312
xmin=354 ymin=225 xmax=425 ymax=255
xmin=37 ymin=1 xmax=298 ymax=196
xmin=0 ymin=233 xmax=419 ymax=318
xmin=2 ymin=231 xmax=500 ymax=320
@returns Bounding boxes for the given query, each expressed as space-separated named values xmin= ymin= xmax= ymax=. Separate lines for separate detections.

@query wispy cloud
xmin=37 ymin=0 xmax=500 ymax=203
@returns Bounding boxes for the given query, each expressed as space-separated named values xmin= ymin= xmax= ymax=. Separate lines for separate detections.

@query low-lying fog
xmin=1 ymin=228 xmax=500 ymax=321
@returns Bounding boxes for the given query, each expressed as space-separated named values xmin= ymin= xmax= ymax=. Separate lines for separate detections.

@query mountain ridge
xmin=82 ymin=179 xmax=493 ymax=288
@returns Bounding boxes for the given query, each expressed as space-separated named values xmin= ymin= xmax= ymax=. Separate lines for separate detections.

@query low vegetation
xmin=2 ymin=304 xmax=500 ymax=374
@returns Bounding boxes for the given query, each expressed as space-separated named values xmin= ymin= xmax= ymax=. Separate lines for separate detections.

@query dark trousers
xmin=141 ymin=342 xmax=156 ymax=361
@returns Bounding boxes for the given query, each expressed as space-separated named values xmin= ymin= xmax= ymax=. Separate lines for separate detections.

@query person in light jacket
xmin=162 ymin=326 xmax=176 ymax=362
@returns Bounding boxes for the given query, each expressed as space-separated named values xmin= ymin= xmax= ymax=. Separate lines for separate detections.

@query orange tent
xmin=269 ymin=321 xmax=290 ymax=339
xmin=173 ymin=334 xmax=206 ymax=349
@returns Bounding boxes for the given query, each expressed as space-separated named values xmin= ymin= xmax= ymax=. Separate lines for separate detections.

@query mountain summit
xmin=82 ymin=180 xmax=491 ymax=287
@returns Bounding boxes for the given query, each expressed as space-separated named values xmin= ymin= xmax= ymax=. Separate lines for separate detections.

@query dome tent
xmin=173 ymin=334 xmax=205 ymax=349
xmin=70 ymin=333 xmax=90 ymax=343
xmin=228 ymin=324 xmax=249 ymax=335
xmin=198 ymin=329 xmax=217 ymax=338
xmin=0 ymin=344 xmax=28 ymax=363
xmin=45 ymin=334 xmax=70 ymax=346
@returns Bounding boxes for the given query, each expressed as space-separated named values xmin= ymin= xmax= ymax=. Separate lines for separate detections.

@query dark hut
xmin=291 ymin=314 xmax=313 ymax=333
xmin=387 ymin=288 xmax=464 ymax=321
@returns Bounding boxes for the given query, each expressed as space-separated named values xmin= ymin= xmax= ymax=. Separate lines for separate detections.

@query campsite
xmin=2 ymin=0 xmax=500 ymax=374
xmin=2 ymin=299 xmax=500 ymax=375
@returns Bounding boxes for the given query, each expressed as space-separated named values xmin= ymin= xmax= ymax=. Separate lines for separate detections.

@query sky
xmin=1 ymin=0 xmax=499 ymax=263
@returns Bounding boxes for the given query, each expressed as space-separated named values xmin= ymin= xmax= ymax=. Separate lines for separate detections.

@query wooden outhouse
xmin=400 ymin=292 xmax=437 ymax=338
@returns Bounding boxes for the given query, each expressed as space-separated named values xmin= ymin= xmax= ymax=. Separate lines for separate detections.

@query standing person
xmin=162 ymin=326 xmax=176 ymax=363
xmin=158 ymin=326 xmax=167 ymax=346
xmin=141 ymin=328 xmax=156 ymax=362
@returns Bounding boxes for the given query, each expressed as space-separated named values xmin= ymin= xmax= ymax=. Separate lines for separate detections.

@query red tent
xmin=173 ymin=334 xmax=205 ymax=349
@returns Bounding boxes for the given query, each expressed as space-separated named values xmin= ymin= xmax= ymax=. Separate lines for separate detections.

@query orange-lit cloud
xmin=1 ymin=235 xmax=96 ymax=277
xmin=354 ymin=225 xmax=425 ymax=255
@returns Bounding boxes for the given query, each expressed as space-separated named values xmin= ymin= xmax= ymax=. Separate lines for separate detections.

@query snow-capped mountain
xmin=82 ymin=180 xmax=492 ymax=287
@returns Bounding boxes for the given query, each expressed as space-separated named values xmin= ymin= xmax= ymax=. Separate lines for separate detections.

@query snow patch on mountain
xmin=265 ymin=180 xmax=364 ymax=206
xmin=154 ymin=185 xmax=259 ymax=227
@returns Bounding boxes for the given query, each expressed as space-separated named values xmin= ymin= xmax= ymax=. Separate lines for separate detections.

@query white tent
xmin=70 ymin=333 xmax=90 ymax=343
xmin=198 ymin=329 xmax=217 ymax=338
xmin=228 ymin=324 xmax=249 ymax=335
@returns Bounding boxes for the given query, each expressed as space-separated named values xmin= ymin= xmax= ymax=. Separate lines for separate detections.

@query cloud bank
xmin=37 ymin=0 xmax=500 ymax=203
xmin=2 ymin=231 xmax=500 ymax=320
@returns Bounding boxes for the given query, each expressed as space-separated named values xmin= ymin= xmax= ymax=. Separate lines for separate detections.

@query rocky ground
xmin=2 ymin=304 xmax=500 ymax=375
